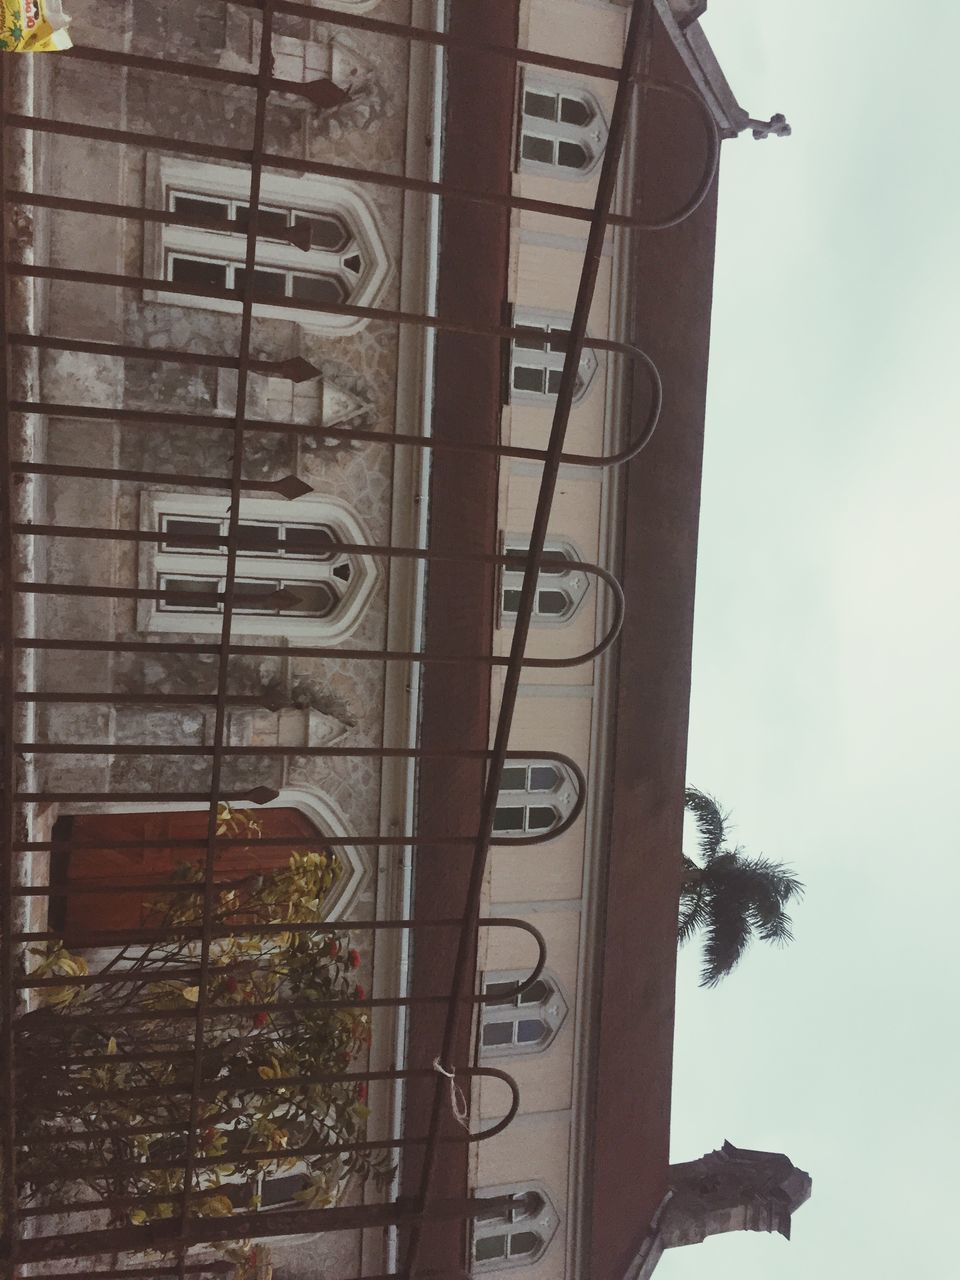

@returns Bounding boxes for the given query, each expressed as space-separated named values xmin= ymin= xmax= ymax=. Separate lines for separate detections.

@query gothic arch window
xmin=138 ymin=492 xmax=380 ymax=640
xmin=473 ymin=1185 xmax=560 ymax=1269
xmin=509 ymin=310 xmax=599 ymax=404
xmin=480 ymin=972 xmax=569 ymax=1056
xmin=499 ymin=537 xmax=591 ymax=626
xmin=518 ymin=78 xmax=608 ymax=177
xmin=150 ymin=158 xmax=391 ymax=333
xmin=493 ymin=758 xmax=580 ymax=838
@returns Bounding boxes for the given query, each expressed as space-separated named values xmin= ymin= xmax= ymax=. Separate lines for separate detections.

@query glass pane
xmin=502 ymin=588 xmax=522 ymax=615
xmin=524 ymin=90 xmax=557 ymax=121
xmin=293 ymin=213 xmax=349 ymax=251
xmin=513 ymin=365 xmax=545 ymax=394
xmin=547 ymin=368 xmax=563 ymax=394
xmin=481 ymin=1020 xmax=514 ymax=1048
xmin=332 ymin=562 xmax=352 ymax=582
xmin=517 ymin=1019 xmax=547 ymax=1044
xmin=527 ymin=806 xmax=558 ymax=832
xmin=547 ymin=327 xmax=570 ymax=352
xmin=342 ymin=252 xmax=363 ymax=274
xmin=160 ymin=577 xmax=220 ymax=611
xmin=539 ymin=549 xmax=569 ymax=574
xmin=235 ymin=204 xmax=290 ymax=240
xmin=162 ymin=517 xmax=223 ymax=552
xmin=170 ymin=256 xmax=227 ymax=290
xmin=284 ymin=525 xmax=338 ymax=559
xmin=493 ymin=806 xmax=525 ymax=833
xmin=529 ymin=765 xmax=560 ymax=792
xmin=521 ymin=133 xmax=555 ymax=164
xmin=560 ymin=96 xmax=592 ymax=127
xmin=237 ymin=523 xmax=280 ymax=554
xmin=499 ymin=766 xmax=528 ymax=792
xmin=292 ymin=274 xmax=348 ymax=305
xmin=538 ymin=589 xmax=570 ymax=617
xmin=557 ymin=140 xmax=589 ymax=169
xmin=484 ymin=980 xmax=517 ymax=1001
xmin=514 ymin=325 xmax=547 ymax=352
xmin=260 ymin=1172 xmax=311 ymax=1208
xmin=280 ymin=580 xmax=340 ymax=618
xmin=509 ymin=1230 xmax=542 ymax=1258
xmin=235 ymin=579 xmax=279 ymax=612
xmin=235 ymin=267 xmax=286 ymax=298
xmin=171 ymin=194 xmax=229 ymax=224
xmin=474 ymin=1235 xmax=507 ymax=1262
xmin=520 ymin=979 xmax=549 ymax=1006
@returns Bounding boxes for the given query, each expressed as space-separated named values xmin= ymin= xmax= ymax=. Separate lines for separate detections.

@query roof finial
xmin=748 ymin=112 xmax=792 ymax=140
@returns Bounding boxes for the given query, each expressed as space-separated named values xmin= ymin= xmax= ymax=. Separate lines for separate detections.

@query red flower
xmin=347 ymin=948 xmax=361 ymax=970
xmin=223 ymin=976 xmax=239 ymax=995
xmin=354 ymin=985 xmax=366 ymax=1002
xmin=327 ymin=937 xmax=340 ymax=958
xmin=356 ymin=1081 xmax=368 ymax=1103
xmin=252 ymin=1011 xmax=269 ymax=1028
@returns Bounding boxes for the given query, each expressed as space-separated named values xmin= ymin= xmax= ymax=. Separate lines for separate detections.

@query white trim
xmin=145 ymin=158 xmax=393 ymax=334
xmin=137 ymin=491 xmax=381 ymax=640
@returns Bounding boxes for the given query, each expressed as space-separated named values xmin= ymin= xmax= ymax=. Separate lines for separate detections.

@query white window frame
xmin=517 ymin=77 xmax=608 ymax=179
xmin=509 ymin=310 xmax=599 ymax=405
xmin=138 ymin=492 xmax=380 ymax=640
xmin=499 ymin=536 xmax=591 ymax=627
xmin=493 ymin=758 xmax=579 ymax=838
xmin=472 ymin=1184 xmax=560 ymax=1270
xmin=146 ymin=157 xmax=392 ymax=334
xmin=480 ymin=971 xmax=569 ymax=1057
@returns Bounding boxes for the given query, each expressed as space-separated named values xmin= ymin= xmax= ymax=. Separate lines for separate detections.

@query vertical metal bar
xmin=405 ymin=2 xmax=652 ymax=1271
xmin=172 ymin=3 xmax=277 ymax=1270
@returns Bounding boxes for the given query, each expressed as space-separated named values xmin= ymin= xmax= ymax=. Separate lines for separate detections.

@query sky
xmin=657 ymin=3 xmax=960 ymax=1279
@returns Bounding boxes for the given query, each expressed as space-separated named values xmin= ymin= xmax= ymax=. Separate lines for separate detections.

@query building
xmin=0 ymin=2 xmax=806 ymax=1279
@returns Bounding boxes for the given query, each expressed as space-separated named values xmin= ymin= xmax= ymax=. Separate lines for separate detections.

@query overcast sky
xmin=658 ymin=3 xmax=959 ymax=1279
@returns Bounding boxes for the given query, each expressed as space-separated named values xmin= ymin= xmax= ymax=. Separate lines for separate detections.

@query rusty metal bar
xmin=406 ymin=2 xmax=653 ymax=1271
xmin=11 ymin=460 xmax=314 ymax=499
xmin=3 ymin=82 xmax=719 ymax=233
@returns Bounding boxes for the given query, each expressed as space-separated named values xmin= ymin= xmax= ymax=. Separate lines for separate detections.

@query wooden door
xmin=52 ymin=807 xmax=319 ymax=945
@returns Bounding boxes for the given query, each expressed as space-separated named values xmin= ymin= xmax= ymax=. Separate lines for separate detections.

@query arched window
xmin=518 ymin=79 xmax=608 ymax=177
xmin=151 ymin=159 xmax=391 ymax=333
xmin=139 ymin=493 xmax=380 ymax=640
xmin=473 ymin=1185 xmax=559 ymax=1269
xmin=481 ymin=972 xmax=568 ymax=1056
xmin=493 ymin=758 xmax=580 ymax=838
xmin=509 ymin=310 xmax=599 ymax=404
xmin=499 ymin=537 xmax=590 ymax=626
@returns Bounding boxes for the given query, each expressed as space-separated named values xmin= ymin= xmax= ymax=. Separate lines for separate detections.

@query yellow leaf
xmin=199 ymin=1195 xmax=235 ymax=1217
xmin=129 ymin=1208 xmax=148 ymax=1225
xmin=106 ymin=1037 xmax=118 ymax=1055
xmin=181 ymin=986 xmax=200 ymax=1003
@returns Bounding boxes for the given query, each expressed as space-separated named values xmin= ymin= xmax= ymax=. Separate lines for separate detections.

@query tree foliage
xmin=679 ymin=788 xmax=804 ymax=987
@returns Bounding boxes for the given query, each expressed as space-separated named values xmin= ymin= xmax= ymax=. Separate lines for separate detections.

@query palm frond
xmin=698 ymin=881 xmax=752 ymax=987
xmin=683 ymin=787 xmax=729 ymax=862
xmin=678 ymin=885 xmax=710 ymax=944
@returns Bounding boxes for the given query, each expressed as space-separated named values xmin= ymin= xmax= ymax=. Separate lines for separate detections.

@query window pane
xmin=517 ymin=1018 xmax=547 ymax=1044
xmin=557 ymin=140 xmax=589 ymax=169
xmin=260 ymin=1172 xmax=311 ymax=1208
xmin=171 ymin=194 xmax=229 ymax=224
xmin=521 ymin=133 xmax=555 ymax=164
xmin=514 ymin=325 xmax=547 ymax=352
xmin=513 ymin=365 xmax=546 ymax=394
xmin=235 ymin=579 xmax=279 ymax=612
xmin=162 ymin=517 xmax=223 ymax=552
xmin=170 ymin=256 xmax=228 ymax=290
xmin=160 ymin=577 xmax=220 ymax=611
xmin=527 ymin=806 xmax=558 ymax=832
xmin=547 ymin=368 xmax=563 ymax=394
xmin=280 ymin=580 xmax=340 ymax=618
xmin=529 ymin=765 xmax=560 ymax=792
xmin=484 ymin=980 xmax=517 ymax=1001
xmin=500 ymin=766 xmax=528 ymax=792
xmin=237 ymin=523 xmax=280 ymax=554
xmin=520 ymin=979 xmax=549 ymax=1006
xmin=509 ymin=1230 xmax=542 ymax=1258
xmin=539 ymin=549 xmax=570 ymax=574
xmin=342 ymin=252 xmax=363 ymax=274
xmin=524 ymin=90 xmax=558 ymax=121
xmin=293 ymin=213 xmax=349 ymax=251
xmin=284 ymin=525 xmax=338 ymax=559
xmin=481 ymin=1020 xmax=514 ymax=1048
xmin=292 ymin=273 xmax=348 ymax=305
xmin=502 ymin=589 xmax=522 ymax=615
xmin=474 ymin=1235 xmax=507 ymax=1262
xmin=560 ymin=96 xmax=592 ymax=127
xmin=235 ymin=204 xmax=290 ymax=240
xmin=332 ymin=562 xmax=352 ymax=583
xmin=547 ymin=327 xmax=570 ymax=353
xmin=235 ymin=267 xmax=286 ymax=298
xmin=538 ymin=589 xmax=570 ymax=617
xmin=493 ymin=806 xmax=525 ymax=833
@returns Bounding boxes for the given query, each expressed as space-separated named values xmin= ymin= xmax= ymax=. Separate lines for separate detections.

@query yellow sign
xmin=1 ymin=0 xmax=72 ymax=52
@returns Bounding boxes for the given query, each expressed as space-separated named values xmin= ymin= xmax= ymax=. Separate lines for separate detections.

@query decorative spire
xmin=748 ymin=112 xmax=793 ymax=140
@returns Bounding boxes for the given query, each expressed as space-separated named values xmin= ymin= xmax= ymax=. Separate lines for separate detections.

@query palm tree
xmin=680 ymin=788 xmax=804 ymax=987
